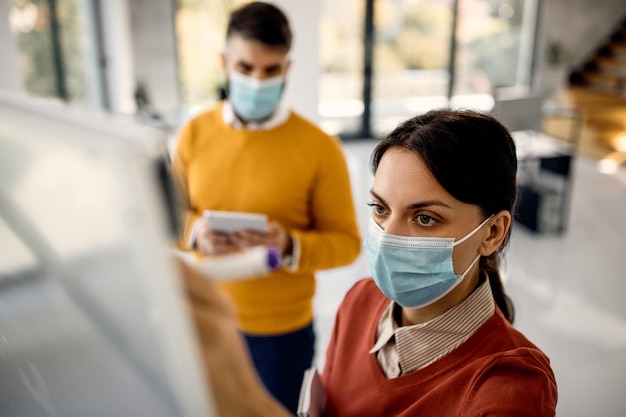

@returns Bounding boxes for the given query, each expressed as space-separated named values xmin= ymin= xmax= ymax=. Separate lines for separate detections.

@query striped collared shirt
xmin=369 ymin=278 xmax=495 ymax=378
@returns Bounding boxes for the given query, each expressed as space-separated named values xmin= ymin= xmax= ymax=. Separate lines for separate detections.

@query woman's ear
xmin=479 ymin=210 xmax=511 ymax=256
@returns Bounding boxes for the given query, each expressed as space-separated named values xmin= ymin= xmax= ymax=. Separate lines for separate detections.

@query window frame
xmin=338 ymin=0 xmax=542 ymax=141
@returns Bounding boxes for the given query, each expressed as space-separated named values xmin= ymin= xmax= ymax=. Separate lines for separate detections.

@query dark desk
xmin=513 ymin=130 xmax=576 ymax=234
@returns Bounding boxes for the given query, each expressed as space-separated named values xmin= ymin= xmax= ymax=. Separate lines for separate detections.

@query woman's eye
xmin=367 ymin=202 xmax=386 ymax=215
xmin=416 ymin=214 xmax=437 ymax=226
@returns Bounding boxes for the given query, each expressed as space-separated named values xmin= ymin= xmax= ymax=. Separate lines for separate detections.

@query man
xmin=171 ymin=2 xmax=361 ymax=413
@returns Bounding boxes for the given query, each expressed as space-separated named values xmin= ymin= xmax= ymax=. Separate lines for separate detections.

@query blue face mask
xmin=364 ymin=215 xmax=492 ymax=309
xmin=228 ymin=72 xmax=284 ymax=122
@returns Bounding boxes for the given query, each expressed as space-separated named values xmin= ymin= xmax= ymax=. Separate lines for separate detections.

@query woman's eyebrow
xmin=369 ymin=189 xmax=452 ymax=210
xmin=369 ymin=189 xmax=387 ymax=205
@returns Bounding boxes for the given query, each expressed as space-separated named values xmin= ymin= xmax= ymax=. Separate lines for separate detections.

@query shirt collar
xmin=369 ymin=278 xmax=495 ymax=372
xmin=369 ymin=302 xmax=397 ymax=354
xmin=222 ymin=100 xmax=290 ymax=131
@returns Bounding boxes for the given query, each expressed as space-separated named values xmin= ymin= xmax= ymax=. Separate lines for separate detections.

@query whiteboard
xmin=0 ymin=92 xmax=216 ymax=417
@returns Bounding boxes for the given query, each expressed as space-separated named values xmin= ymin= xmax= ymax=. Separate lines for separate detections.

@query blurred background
xmin=1 ymin=0 xmax=624 ymax=147
xmin=1 ymin=0 xmax=626 ymax=416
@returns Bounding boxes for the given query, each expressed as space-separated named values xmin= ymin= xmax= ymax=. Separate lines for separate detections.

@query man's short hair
xmin=226 ymin=2 xmax=292 ymax=53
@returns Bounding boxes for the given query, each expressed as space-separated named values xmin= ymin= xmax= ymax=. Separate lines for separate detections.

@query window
xmin=57 ymin=0 xmax=101 ymax=106
xmin=317 ymin=0 xmax=365 ymax=136
xmin=9 ymin=0 xmax=104 ymax=107
xmin=319 ymin=0 xmax=539 ymax=139
xmin=173 ymin=0 xmax=538 ymax=138
xmin=175 ymin=0 xmax=247 ymax=109
xmin=10 ymin=0 xmax=57 ymax=98
xmin=371 ymin=0 xmax=453 ymax=136
xmin=452 ymin=0 xmax=537 ymax=107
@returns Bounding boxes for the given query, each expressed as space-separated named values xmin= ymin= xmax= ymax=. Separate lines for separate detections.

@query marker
xmin=195 ymin=246 xmax=282 ymax=282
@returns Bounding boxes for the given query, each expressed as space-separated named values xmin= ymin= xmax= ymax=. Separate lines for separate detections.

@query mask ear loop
xmin=460 ymin=254 xmax=481 ymax=278
xmin=454 ymin=214 xmax=494 ymax=279
xmin=452 ymin=214 xmax=494 ymax=247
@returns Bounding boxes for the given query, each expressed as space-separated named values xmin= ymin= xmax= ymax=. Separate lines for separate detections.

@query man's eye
xmin=237 ymin=64 xmax=253 ymax=74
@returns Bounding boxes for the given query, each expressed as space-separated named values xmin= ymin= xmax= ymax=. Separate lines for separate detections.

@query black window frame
xmin=339 ymin=0 xmax=542 ymax=141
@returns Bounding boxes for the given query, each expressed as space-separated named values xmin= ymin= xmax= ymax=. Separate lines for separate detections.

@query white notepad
xmin=203 ymin=210 xmax=268 ymax=234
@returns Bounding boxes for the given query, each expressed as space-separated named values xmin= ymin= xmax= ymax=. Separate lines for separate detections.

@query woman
xmin=181 ymin=109 xmax=558 ymax=417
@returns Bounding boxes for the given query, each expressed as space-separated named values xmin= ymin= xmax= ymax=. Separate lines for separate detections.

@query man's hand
xmin=195 ymin=221 xmax=292 ymax=257
xmin=195 ymin=222 xmax=240 ymax=255
xmin=230 ymin=221 xmax=293 ymax=256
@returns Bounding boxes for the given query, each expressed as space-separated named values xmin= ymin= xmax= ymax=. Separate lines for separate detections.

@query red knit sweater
xmin=321 ymin=279 xmax=557 ymax=417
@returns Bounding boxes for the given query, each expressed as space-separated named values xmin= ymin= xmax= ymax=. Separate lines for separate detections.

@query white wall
xmin=535 ymin=0 xmax=626 ymax=94
xmin=127 ymin=0 xmax=180 ymax=112
xmin=99 ymin=0 xmax=135 ymax=113
xmin=273 ymin=0 xmax=320 ymax=124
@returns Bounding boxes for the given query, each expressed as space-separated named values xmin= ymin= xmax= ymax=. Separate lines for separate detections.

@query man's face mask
xmin=228 ymin=72 xmax=284 ymax=122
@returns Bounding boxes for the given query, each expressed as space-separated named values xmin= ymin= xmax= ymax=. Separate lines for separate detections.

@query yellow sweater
xmin=171 ymin=103 xmax=361 ymax=334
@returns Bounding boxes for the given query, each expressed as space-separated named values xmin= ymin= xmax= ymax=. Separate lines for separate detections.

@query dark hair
xmin=371 ymin=109 xmax=517 ymax=323
xmin=226 ymin=2 xmax=292 ymax=53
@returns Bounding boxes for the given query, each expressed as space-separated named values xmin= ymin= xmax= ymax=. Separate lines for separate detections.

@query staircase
xmin=569 ymin=17 xmax=626 ymax=95
xmin=549 ymin=17 xmax=626 ymax=164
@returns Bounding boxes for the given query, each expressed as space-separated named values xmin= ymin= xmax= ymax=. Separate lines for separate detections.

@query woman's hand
xmin=177 ymin=260 xmax=292 ymax=417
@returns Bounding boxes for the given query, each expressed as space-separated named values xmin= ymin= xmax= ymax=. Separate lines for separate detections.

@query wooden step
xmin=546 ymin=87 xmax=626 ymax=159
xmin=584 ymin=71 xmax=620 ymax=86
xmin=577 ymin=126 xmax=615 ymax=159
xmin=608 ymin=41 xmax=626 ymax=59
xmin=561 ymin=18 xmax=626 ymax=162
xmin=569 ymin=71 xmax=623 ymax=94
xmin=561 ymin=86 xmax=623 ymax=104
xmin=582 ymin=111 xmax=625 ymax=124
xmin=594 ymin=57 xmax=626 ymax=77
xmin=595 ymin=128 xmax=626 ymax=150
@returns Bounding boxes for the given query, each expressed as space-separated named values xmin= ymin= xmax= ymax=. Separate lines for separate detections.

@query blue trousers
xmin=243 ymin=322 xmax=315 ymax=414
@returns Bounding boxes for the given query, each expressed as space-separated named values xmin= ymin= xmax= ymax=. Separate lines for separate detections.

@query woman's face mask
xmin=228 ymin=72 xmax=284 ymax=122
xmin=364 ymin=215 xmax=492 ymax=309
